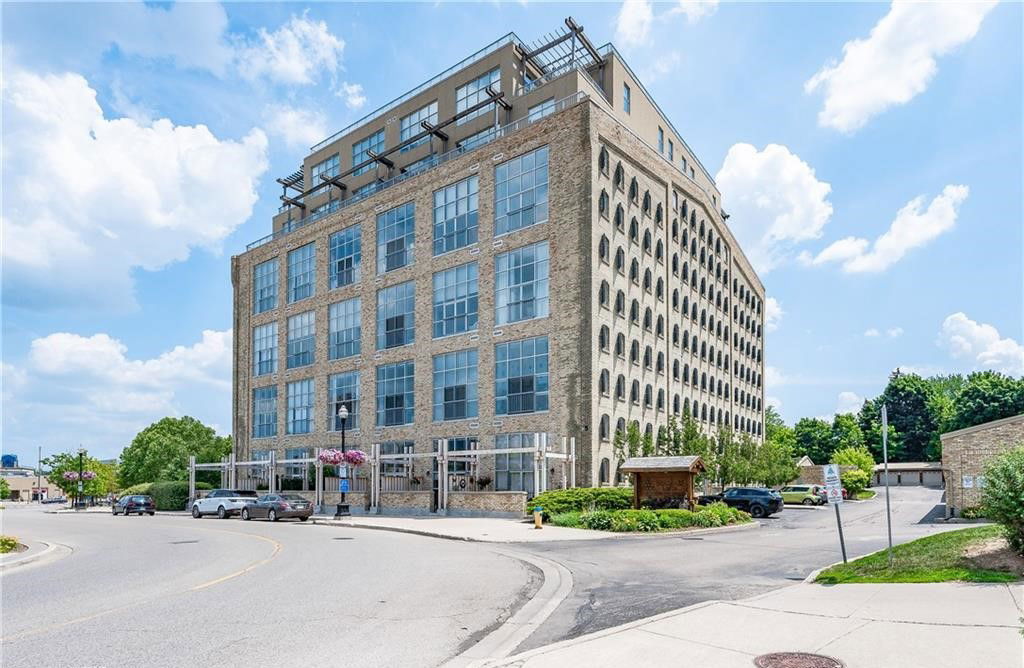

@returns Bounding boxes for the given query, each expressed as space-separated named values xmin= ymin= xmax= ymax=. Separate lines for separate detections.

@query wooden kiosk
xmin=619 ymin=456 xmax=706 ymax=509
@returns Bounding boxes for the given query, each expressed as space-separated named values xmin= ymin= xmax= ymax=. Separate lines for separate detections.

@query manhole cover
xmin=753 ymin=652 xmax=845 ymax=668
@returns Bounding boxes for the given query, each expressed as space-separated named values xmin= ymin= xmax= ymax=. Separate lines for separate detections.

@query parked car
xmin=700 ymin=487 xmax=784 ymax=518
xmin=113 ymin=495 xmax=155 ymax=516
xmin=42 ymin=497 xmax=66 ymax=504
xmin=240 ymin=494 xmax=313 ymax=522
xmin=191 ymin=489 xmax=259 ymax=519
xmin=779 ymin=484 xmax=825 ymax=506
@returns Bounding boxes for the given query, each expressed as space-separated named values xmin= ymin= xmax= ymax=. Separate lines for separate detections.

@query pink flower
xmin=342 ymin=450 xmax=367 ymax=467
xmin=318 ymin=449 xmax=344 ymax=465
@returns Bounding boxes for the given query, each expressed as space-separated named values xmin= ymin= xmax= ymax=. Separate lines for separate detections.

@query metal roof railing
xmin=246 ymin=91 xmax=590 ymax=251
xmin=309 ymin=33 xmax=524 ymax=154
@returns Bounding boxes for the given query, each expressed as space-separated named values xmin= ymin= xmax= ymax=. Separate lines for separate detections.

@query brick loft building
xmin=231 ymin=18 xmax=766 ymax=494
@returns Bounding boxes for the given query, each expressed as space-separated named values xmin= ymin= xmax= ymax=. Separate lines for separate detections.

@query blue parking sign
xmin=340 ymin=479 xmax=349 ymax=493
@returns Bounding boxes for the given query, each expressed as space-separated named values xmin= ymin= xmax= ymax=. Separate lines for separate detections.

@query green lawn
xmin=816 ymin=525 xmax=1021 ymax=584
xmin=856 ymin=490 xmax=877 ymax=500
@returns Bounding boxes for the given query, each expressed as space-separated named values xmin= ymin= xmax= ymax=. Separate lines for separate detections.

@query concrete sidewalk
xmin=485 ymin=581 xmax=1024 ymax=668
xmin=311 ymin=514 xmax=760 ymax=543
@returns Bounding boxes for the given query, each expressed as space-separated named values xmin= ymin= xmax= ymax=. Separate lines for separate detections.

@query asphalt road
xmin=511 ymin=485 xmax=957 ymax=651
xmin=0 ymin=507 xmax=540 ymax=667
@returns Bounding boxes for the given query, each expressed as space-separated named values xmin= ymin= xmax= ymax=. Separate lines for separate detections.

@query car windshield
xmin=232 ymin=490 xmax=259 ymax=497
xmin=132 ymin=496 xmax=149 ymax=502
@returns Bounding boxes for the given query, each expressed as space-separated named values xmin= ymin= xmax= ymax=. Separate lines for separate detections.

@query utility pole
xmin=881 ymin=404 xmax=894 ymax=568
xmin=37 ymin=445 xmax=42 ymax=502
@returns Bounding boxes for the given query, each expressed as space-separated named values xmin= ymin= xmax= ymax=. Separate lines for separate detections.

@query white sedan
xmin=191 ymin=489 xmax=259 ymax=519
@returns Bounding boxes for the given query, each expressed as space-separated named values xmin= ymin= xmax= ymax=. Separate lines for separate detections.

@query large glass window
xmin=286 ymin=311 xmax=315 ymax=369
xmin=380 ymin=441 xmax=413 ymax=475
xmin=432 ymin=262 xmax=478 ymax=338
xmin=495 ymin=432 xmax=538 ymax=492
xmin=495 ymin=146 xmax=549 ymax=236
xmin=352 ymin=128 xmax=385 ymax=176
xmin=287 ymin=243 xmax=315 ymax=303
xmin=495 ymin=336 xmax=549 ymax=415
xmin=400 ymin=101 xmax=438 ymax=151
xmin=329 ymin=225 xmax=361 ymax=289
xmin=433 ymin=175 xmax=479 ymax=255
xmin=528 ymin=98 xmax=555 ymax=121
xmin=253 ymin=322 xmax=278 ymax=376
xmin=328 ymin=298 xmax=361 ymax=360
xmin=376 ymin=361 xmax=415 ymax=427
xmin=456 ymin=67 xmax=500 ymax=125
xmin=376 ymin=281 xmax=415 ymax=349
xmin=376 ymin=202 xmax=415 ymax=273
xmin=310 ymin=153 xmax=339 ymax=192
xmin=432 ymin=349 xmax=479 ymax=422
xmin=458 ymin=126 xmax=497 ymax=152
xmin=329 ymin=371 xmax=360 ymax=432
xmin=286 ymin=379 xmax=313 ymax=435
xmin=285 ymin=447 xmax=311 ymax=479
xmin=495 ymin=241 xmax=549 ymax=325
xmin=252 ymin=386 xmax=277 ymax=439
xmin=435 ymin=436 xmax=477 ymax=474
xmin=253 ymin=259 xmax=278 ymax=314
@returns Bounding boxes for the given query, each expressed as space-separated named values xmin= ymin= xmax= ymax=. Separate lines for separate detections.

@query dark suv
xmin=113 ymin=495 xmax=155 ymax=516
xmin=701 ymin=487 xmax=783 ymax=518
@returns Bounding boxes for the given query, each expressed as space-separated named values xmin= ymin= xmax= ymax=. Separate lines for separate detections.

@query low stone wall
xmin=793 ymin=465 xmax=855 ymax=486
xmin=380 ymin=491 xmax=433 ymax=516
xmin=446 ymin=491 xmax=527 ymax=518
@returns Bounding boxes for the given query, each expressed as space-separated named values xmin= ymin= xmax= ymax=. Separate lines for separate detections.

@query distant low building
xmin=871 ymin=462 xmax=944 ymax=488
xmin=0 ymin=466 xmax=59 ymax=501
xmin=941 ymin=413 xmax=1024 ymax=518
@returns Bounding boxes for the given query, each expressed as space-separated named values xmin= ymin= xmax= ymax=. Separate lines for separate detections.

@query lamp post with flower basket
xmin=319 ymin=439 xmax=368 ymax=517
xmin=63 ymin=468 xmax=97 ymax=510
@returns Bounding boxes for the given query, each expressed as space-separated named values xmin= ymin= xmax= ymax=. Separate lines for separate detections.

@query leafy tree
xmin=857 ymin=397 xmax=903 ymax=462
xmin=981 ymin=445 xmax=1024 ymax=555
xmin=118 ymin=416 xmax=231 ymax=487
xmin=831 ymin=413 xmax=864 ymax=452
xmin=831 ymin=446 xmax=875 ymax=477
xmin=840 ymin=469 xmax=870 ymax=497
xmin=880 ymin=370 xmax=938 ymax=461
xmin=42 ymin=451 xmax=109 ymax=498
xmin=764 ymin=405 xmax=787 ymax=442
xmin=794 ymin=417 xmax=833 ymax=464
xmin=755 ymin=436 xmax=799 ymax=487
xmin=613 ymin=422 xmax=643 ymax=466
xmin=0 ymin=478 xmax=9 ymax=499
xmin=641 ymin=430 xmax=655 ymax=457
xmin=947 ymin=372 xmax=1024 ymax=434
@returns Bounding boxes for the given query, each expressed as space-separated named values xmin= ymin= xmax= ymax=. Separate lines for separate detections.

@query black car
xmin=700 ymin=487 xmax=783 ymax=518
xmin=240 ymin=494 xmax=313 ymax=522
xmin=113 ymin=495 xmax=155 ymax=516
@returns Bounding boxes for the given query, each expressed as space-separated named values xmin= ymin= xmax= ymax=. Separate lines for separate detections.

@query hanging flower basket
xmin=318 ymin=449 xmax=344 ymax=466
xmin=342 ymin=450 xmax=367 ymax=467
xmin=63 ymin=471 xmax=80 ymax=481
xmin=81 ymin=471 xmax=97 ymax=480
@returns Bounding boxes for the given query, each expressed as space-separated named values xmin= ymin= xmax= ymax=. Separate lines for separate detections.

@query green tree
xmin=118 ymin=416 xmax=231 ymax=487
xmin=0 ymin=478 xmax=9 ymax=499
xmin=831 ymin=413 xmax=865 ymax=452
xmin=755 ymin=436 xmax=799 ymax=487
xmin=831 ymin=445 xmax=875 ymax=477
xmin=981 ymin=445 xmax=1024 ymax=555
xmin=674 ymin=414 xmax=716 ymax=487
xmin=947 ymin=372 xmax=1024 ymax=434
xmin=641 ymin=430 xmax=655 ymax=457
xmin=794 ymin=417 xmax=833 ymax=464
xmin=42 ymin=451 xmax=109 ymax=498
xmin=880 ymin=370 xmax=938 ymax=461
xmin=857 ymin=397 xmax=903 ymax=462
xmin=764 ymin=405 xmax=787 ymax=442
xmin=613 ymin=422 xmax=643 ymax=466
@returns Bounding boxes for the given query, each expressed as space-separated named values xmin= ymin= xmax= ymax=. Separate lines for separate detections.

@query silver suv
xmin=191 ymin=489 xmax=259 ymax=519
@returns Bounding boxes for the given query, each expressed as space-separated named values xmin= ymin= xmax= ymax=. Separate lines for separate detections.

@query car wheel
xmin=112 ymin=507 xmax=117 ymax=515
xmin=268 ymin=509 xmax=277 ymax=522
xmin=300 ymin=516 xmax=308 ymax=522
xmin=148 ymin=512 xmax=155 ymax=516
xmin=802 ymin=498 xmax=814 ymax=506
xmin=750 ymin=505 xmax=766 ymax=518
xmin=192 ymin=506 xmax=201 ymax=519
xmin=241 ymin=508 xmax=250 ymax=521
xmin=217 ymin=506 xmax=227 ymax=519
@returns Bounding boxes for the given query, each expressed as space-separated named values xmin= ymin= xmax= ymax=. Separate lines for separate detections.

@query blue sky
xmin=2 ymin=1 xmax=1021 ymax=465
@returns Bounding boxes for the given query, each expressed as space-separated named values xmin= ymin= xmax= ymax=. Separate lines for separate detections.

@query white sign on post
xmin=823 ymin=463 xmax=843 ymax=505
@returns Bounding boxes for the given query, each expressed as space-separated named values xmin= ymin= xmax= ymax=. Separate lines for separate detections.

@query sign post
xmin=824 ymin=463 xmax=847 ymax=563
xmin=881 ymin=404 xmax=894 ymax=568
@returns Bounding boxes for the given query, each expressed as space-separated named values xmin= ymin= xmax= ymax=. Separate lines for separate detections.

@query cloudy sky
xmin=2 ymin=1 xmax=1021 ymax=464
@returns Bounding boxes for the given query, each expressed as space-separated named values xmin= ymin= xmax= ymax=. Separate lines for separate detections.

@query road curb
xmin=311 ymin=518 xmax=485 ymax=542
xmin=0 ymin=540 xmax=68 ymax=572
xmin=447 ymin=549 xmax=575 ymax=667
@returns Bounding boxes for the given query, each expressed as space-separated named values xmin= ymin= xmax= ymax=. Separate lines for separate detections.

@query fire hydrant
xmin=533 ymin=506 xmax=543 ymax=529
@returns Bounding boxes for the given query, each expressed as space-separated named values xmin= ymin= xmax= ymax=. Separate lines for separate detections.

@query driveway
xmin=508 ymin=486 xmax=961 ymax=651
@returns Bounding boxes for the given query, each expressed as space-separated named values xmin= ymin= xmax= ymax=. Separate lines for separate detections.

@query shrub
xmin=981 ymin=445 xmax=1024 ymax=555
xmin=580 ymin=510 xmax=615 ymax=531
xmin=529 ymin=487 xmax=633 ymax=519
xmin=832 ymin=446 xmax=876 ymax=477
xmin=0 ymin=535 xmax=17 ymax=553
xmin=656 ymin=509 xmax=696 ymax=529
xmin=550 ymin=512 xmax=583 ymax=528
xmin=611 ymin=509 xmax=659 ymax=532
xmin=841 ymin=469 xmax=871 ymax=497
xmin=121 ymin=482 xmax=153 ymax=496
xmin=148 ymin=481 xmax=195 ymax=511
xmin=960 ymin=506 xmax=986 ymax=519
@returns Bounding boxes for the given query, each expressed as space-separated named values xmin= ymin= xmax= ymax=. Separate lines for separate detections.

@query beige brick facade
xmin=941 ymin=414 xmax=1024 ymax=516
xmin=230 ymin=29 xmax=766 ymax=496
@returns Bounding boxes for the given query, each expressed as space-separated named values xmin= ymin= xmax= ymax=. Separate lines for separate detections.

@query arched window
xmin=657 ymin=389 xmax=665 ymax=411
xmin=643 ymin=346 xmax=652 ymax=369
xmin=656 ymin=352 xmax=665 ymax=374
xmin=701 ymin=403 xmax=708 ymax=422
xmin=690 ymin=210 xmax=697 ymax=229
xmin=599 ymin=414 xmax=610 ymax=440
xmin=599 ymin=325 xmax=610 ymax=351
xmin=614 ymin=163 xmax=624 ymax=190
xmin=656 ymin=240 xmax=664 ymax=263
xmin=616 ymin=417 xmax=626 ymax=435
xmin=682 ymin=262 xmax=689 ymax=282
xmin=615 ymin=204 xmax=625 ymax=230
xmin=644 ymin=385 xmax=653 ymax=407
xmin=682 ymin=330 xmax=690 ymax=350
xmin=656 ymin=278 xmax=664 ymax=300
xmin=643 ymin=307 xmax=653 ymax=330
xmin=673 ymin=359 xmax=680 ymax=380
xmin=682 ymin=200 xmax=689 ymax=219
xmin=672 ymin=253 xmax=679 ymax=275
xmin=615 ymin=374 xmax=626 ymax=399
xmin=655 ymin=203 xmax=663 ymax=226
xmin=615 ymin=333 xmax=625 ymax=357
xmin=614 ymin=247 xmax=625 ymax=273
xmin=691 ymin=239 xmax=697 ymax=257
xmin=630 ymin=380 xmax=640 ymax=404
xmin=599 ymin=369 xmax=610 ymax=395
xmin=673 ymin=394 xmax=680 ymax=414
xmin=684 ymin=397 xmax=691 ymax=415
xmin=630 ymin=340 xmax=640 ymax=364
xmin=645 ymin=423 xmax=653 ymax=439
xmin=643 ymin=230 xmax=652 ymax=254
xmin=630 ymin=258 xmax=640 ymax=283
xmin=599 ymin=147 xmax=609 ymax=174
xmin=701 ymin=372 xmax=707 ymax=391
xmin=599 ymin=190 xmax=609 ymax=217
xmin=629 ymin=177 xmax=639 ymax=202
xmin=672 ymin=324 xmax=680 ymax=346
xmin=672 ymin=289 xmax=679 ymax=310
xmin=642 ymin=191 xmax=651 ymax=215
xmin=692 ymin=400 xmax=699 ymax=418
xmin=629 ymin=217 xmax=639 ymax=243
xmin=656 ymin=315 xmax=664 ymax=338
xmin=598 ymin=235 xmax=610 ymax=263
xmin=683 ymin=363 xmax=690 ymax=383
xmin=599 ymin=458 xmax=610 ymax=485
xmin=699 ymin=220 xmax=705 ymax=239
xmin=630 ymin=299 xmax=640 ymax=324
xmin=599 ymin=281 xmax=610 ymax=307
xmin=615 ymin=290 xmax=625 ymax=316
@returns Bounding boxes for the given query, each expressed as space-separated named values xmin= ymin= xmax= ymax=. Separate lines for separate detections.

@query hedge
xmin=528 ymin=487 xmax=633 ymax=518
xmin=551 ymin=502 xmax=750 ymax=532
xmin=981 ymin=445 xmax=1024 ymax=555
xmin=120 ymin=481 xmax=211 ymax=510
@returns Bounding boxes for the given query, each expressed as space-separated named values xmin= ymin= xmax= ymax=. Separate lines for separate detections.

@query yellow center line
xmin=0 ymin=523 xmax=283 ymax=643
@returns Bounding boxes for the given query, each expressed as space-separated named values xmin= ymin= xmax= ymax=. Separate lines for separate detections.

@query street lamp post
xmin=336 ymin=405 xmax=350 ymax=517
xmin=77 ymin=446 xmax=85 ymax=510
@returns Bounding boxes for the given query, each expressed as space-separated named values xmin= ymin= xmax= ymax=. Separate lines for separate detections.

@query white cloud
xmin=335 ymin=81 xmax=367 ymax=111
xmin=641 ymin=50 xmax=682 ymax=83
xmin=765 ymin=365 xmax=788 ymax=389
xmin=716 ymin=143 xmax=834 ymax=273
xmin=236 ymin=12 xmax=346 ymax=85
xmin=669 ymin=0 xmax=719 ymax=23
xmin=1 ymin=69 xmax=268 ymax=310
xmin=864 ymin=328 xmax=881 ymax=338
xmin=615 ymin=0 xmax=654 ymax=49
xmin=807 ymin=184 xmax=968 ymax=273
xmin=765 ymin=297 xmax=783 ymax=332
xmin=265 ymin=104 xmax=328 ymax=150
xmin=887 ymin=327 xmax=904 ymax=338
xmin=938 ymin=313 xmax=1024 ymax=376
xmin=766 ymin=396 xmax=783 ymax=411
xmin=105 ymin=2 xmax=235 ymax=76
xmin=3 ymin=329 xmax=233 ymax=460
xmin=805 ymin=1 xmax=997 ymax=133
xmin=834 ymin=391 xmax=864 ymax=416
